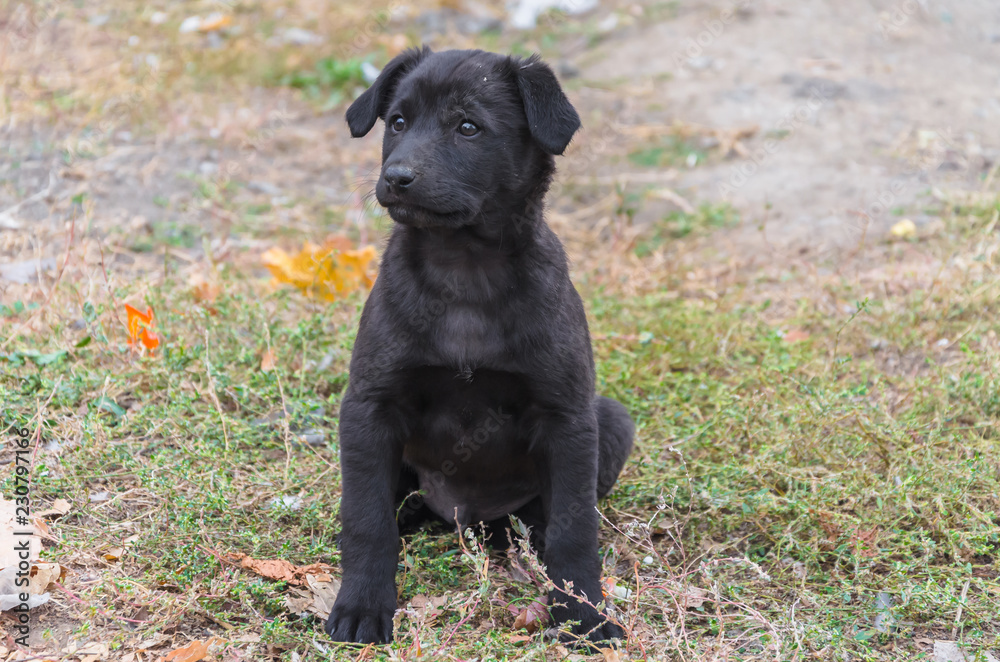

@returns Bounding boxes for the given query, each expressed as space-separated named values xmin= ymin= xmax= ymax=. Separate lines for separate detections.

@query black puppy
xmin=326 ymin=47 xmax=634 ymax=646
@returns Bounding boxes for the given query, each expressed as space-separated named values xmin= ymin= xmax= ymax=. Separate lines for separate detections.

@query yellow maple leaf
xmin=262 ymin=239 xmax=377 ymax=301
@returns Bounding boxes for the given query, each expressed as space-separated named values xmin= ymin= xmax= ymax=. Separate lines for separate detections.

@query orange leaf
xmin=124 ymin=304 xmax=160 ymax=355
xmin=159 ymin=638 xmax=217 ymax=662
xmin=512 ymin=600 xmax=549 ymax=633
xmin=262 ymin=240 xmax=377 ymax=302
xmin=782 ymin=329 xmax=810 ymax=343
xmin=198 ymin=13 xmax=231 ymax=31
xmin=226 ymin=552 xmax=334 ymax=587
xmin=260 ymin=349 xmax=276 ymax=372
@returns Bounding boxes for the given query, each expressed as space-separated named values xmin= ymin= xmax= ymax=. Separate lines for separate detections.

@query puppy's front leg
xmin=326 ymin=394 xmax=403 ymax=644
xmin=543 ymin=415 xmax=625 ymax=645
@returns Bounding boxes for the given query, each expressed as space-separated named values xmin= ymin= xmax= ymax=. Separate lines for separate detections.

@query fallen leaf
xmin=36 ymin=498 xmax=72 ymax=518
xmin=512 ymin=599 xmax=549 ymax=633
xmin=124 ymin=304 xmax=161 ymax=354
xmin=262 ymin=239 xmax=377 ymax=302
xmin=198 ymin=12 xmax=231 ymax=31
xmin=283 ymin=590 xmax=313 ymax=614
xmin=260 ymin=348 xmax=276 ymax=372
xmin=191 ymin=278 xmax=221 ymax=306
xmin=602 ymin=648 xmax=622 ymax=662
xmin=304 ymin=573 xmax=340 ymax=619
xmin=782 ymin=328 xmax=811 ymax=342
xmin=889 ymin=218 xmax=917 ymax=239
xmin=226 ymin=552 xmax=334 ymax=587
xmin=159 ymin=638 xmax=217 ymax=662
xmin=677 ymin=584 xmax=708 ymax=610
xmin=103 ymin=547 xmax=125 ymax=563
xmin=29 ymin=563 xmax=65 ymax=594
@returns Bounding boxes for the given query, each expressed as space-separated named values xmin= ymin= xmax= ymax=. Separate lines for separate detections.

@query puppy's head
xmin=346 ymin=48 xmax=580 ymax=229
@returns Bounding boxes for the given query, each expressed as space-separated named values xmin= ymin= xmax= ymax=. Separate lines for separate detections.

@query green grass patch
xmin=635 ymin=202 xmax=741 ymax=255
xmin=628 ymin=135 xmax=708 ymax=169
xmin=1 ymin=204 xmax=998 ymax=660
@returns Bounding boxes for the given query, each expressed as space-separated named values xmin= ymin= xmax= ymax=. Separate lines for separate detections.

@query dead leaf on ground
xmin=158 ymin=637 xmax=218 ymax=662
xmin=283 ymin=576 xmax=341 ymax=619
xmin=283 ymin=591 xmax=313 ymax=614
xmin=510 ymin=599 xmax=549 ymax=633
xmin=260 ymin=348 xmax=276 ymax=371
xmin=226 ymin=552 xmax=333 ymax=586
xmin=262 ymin=239 xmax=377 ymax=302
xmin=602 ymin=648 xmax=622 ymax=662
xmin=103 ymin=547 xmax=125 ymax=563
xmin=29 ymin=563 xmax=65 ymax=594
xmin=783 ymin=328 xmax=811 ymax=342
xmin=190 ymin=277 xmax=221 ymax=306
xmin=36 ymin=498 xmax=72 ymax=518
xmin=304 ymin=574 xmax=340 ymax=619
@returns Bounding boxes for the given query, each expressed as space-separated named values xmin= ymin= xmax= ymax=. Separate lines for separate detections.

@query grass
xmin=2 ymin=199 xmax=998 ymax=660
xmin=628 ymin=135 xmax=708 ymax=169
xmin=2 ymin=1 xmax=999 ymax=659
xmin=277 ymin=56 xmax=373 ymax=110
xmin=633 ymin=202 xmax=741 ymax=255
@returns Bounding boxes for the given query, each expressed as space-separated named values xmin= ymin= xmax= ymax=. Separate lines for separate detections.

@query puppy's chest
xmin=412 ymin=264 xmax=516 ymax=368
xmin=427 ymin=303 xmax=500 ymax=367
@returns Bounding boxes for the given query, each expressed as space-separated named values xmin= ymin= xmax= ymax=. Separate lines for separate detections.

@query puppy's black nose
xmin=383 ymin=165 xmax=415 ymax=189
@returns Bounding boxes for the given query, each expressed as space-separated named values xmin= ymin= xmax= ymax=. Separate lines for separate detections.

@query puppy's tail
xmin=595 ymin=396 xmax=635 ymax=499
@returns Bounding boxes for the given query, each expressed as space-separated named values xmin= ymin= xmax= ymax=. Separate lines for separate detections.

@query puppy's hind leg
xmin=595 ymin=396 xmax=634 ymax=499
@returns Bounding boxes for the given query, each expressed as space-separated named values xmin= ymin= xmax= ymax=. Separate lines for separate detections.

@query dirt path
xmin=580 ymin=0 xmax=1000 ymax=254
xmin=3 ymin=0 xmax=999 ymax=276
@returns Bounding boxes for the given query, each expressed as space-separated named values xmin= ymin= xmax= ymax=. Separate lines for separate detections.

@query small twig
xmin=203 ymin=329 xmax=232 ymax=452
xmin=52 ymin=582 xmax=150 ymax=624
xmin=263 ymin=314 xmax=294 ymax=486
xmin=30 ymin=376 xmax=63 ymax=464
xmin=951 ymin=579 xmax=970 ymax=640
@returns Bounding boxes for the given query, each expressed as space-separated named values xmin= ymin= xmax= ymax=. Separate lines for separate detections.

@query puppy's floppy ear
xmin=512 ymin=54 xmax=581 ymax=155
xmin=346 ymin=46 xmax=431 ymax=138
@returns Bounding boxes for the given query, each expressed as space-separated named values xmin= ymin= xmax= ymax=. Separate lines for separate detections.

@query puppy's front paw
xmin=325 ymin=595 xmax=395 ymax=644
xmin=550 ymin=591 xmax=624 ymax=647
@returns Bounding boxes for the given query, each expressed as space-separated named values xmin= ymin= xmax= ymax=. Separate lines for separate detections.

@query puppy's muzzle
xmin=383 ymin=165 xmax=415 ymax=192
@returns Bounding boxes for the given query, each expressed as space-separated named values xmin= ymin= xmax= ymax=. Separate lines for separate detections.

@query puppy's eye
xmin=458 ymin=121 xmax=479 ymax=137
xmin=391 ymin=116 xmax=405 ymax=132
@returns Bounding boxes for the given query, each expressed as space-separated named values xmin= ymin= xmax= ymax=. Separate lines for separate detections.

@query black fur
xmin=326 ymin=48 xmax=633 ymax=647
